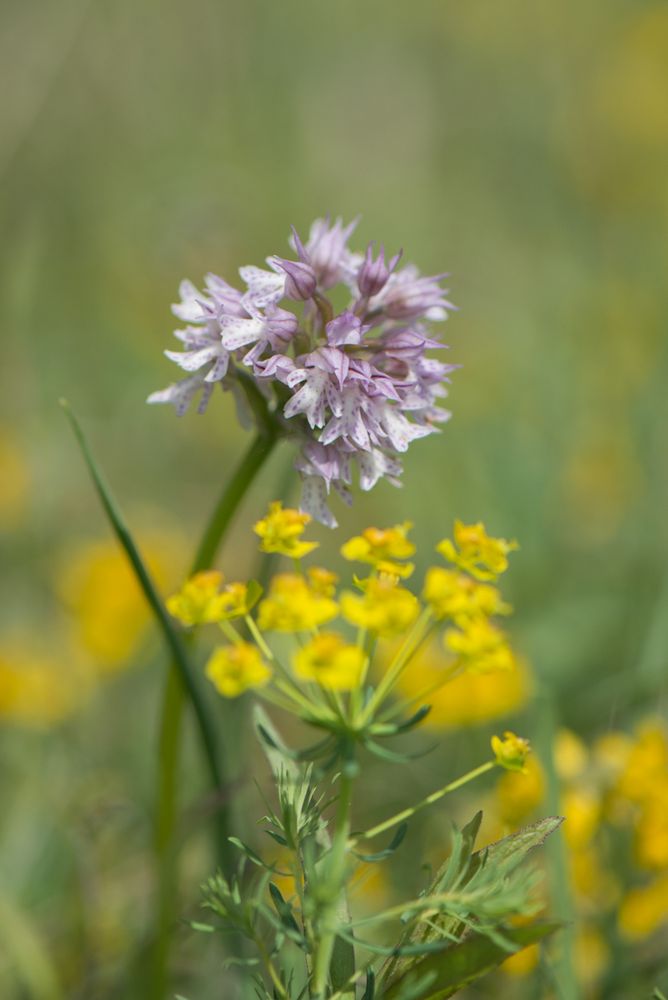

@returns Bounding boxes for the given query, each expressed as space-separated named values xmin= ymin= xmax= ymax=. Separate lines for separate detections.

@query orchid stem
xmin=153 ymin=425 xmax=278 ymax=997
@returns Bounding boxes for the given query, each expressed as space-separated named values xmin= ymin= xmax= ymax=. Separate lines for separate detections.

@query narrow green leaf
xmin=60 ymin=401 xmax=223 ymax=789
xmin=384 ymin=922 xmax=560 ymax=1000
xmin=354 ymin=822 xmax=408 ymax=863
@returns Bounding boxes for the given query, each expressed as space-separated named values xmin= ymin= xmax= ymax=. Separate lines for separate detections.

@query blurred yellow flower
xmin=444 ymin=617 xmax=514 ymax=674
xmin=341 ymin=522 xmax=415 ymax=578
xmin=254 ymin=501 xmax=318 ymax=559
xmin=0 ymin=644 xmax=83 ymax=727
xmin=437 ymin=520 xmax=518 ymax=581
xmin=293 ymin=632 xmax=365 ymax=691
xmin=501 ymin=942 xmax=539 ymax=978
xmin=205 ymin=642 xmax=271 ymax=698
xmin=554 ymin=728 xmax=589 ymax=783
xmin=618 ymin=874 xmax=668 ymax=940
xmin=340 ymin=577 xmax=419 ymax=637
xmin=574 ymin=925 xmax=610 ymax=987
xmin=634 ymin=785 xmax=668 ymax=871
xmin=306 ymin=566 xmax=338 ymax=597
xmin=0 ymin=427 xmax=30 ymax=527
xmin=561 ymin=788 xmax=600 ymax=851
xmin=258 ymin=574 xmax=338 ymax=632
xmin=394 ymin=643 xmax=530 ymax=729
xmin=496 ymin=756 xmax=545 ymax=826
xmin=57 ymin=530 xmax=185 ymax=671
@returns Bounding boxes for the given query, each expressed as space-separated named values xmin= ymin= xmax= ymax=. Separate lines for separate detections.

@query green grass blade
xmin=60 ymin=399 xmax=223 ymax=789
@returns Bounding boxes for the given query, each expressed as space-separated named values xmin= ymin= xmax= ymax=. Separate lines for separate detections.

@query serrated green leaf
xmin=472 ymin=815 xmax=564 ymax=874
xmin=383 ymin=921 xmax=560 ymax=1000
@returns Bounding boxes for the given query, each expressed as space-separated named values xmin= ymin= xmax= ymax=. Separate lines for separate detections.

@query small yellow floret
xmin=437 ymin=520 xmax=518 ymax=581
xmin=422 ymin=566 xmax=510 ymax=621
xmin=307 ymin=566 xmax=339 ymax=597
xmin=340 ymin=577 xmax=419 ymax=637
xmin=492 ymin=731 xmax=531 ymax=773
xmin=257 ymin=574 xmax=338 ymax=632
xmin=341 ymin=523 xmax=415 ymax=578
xmin=167 ymin=571 xmax=250 ymax=626
xmin=254 ymin=501 xmax=318 ymax=559
xmin=444 ymin=617 xmax=514 ymax=673
xmin=293 ymin=632 xmax=365 ymax=691
xmin=205 ymin=642 xmax=271 ymax=698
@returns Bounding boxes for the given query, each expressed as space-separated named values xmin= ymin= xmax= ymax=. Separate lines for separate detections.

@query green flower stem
xmin=349 ymin=760 xmax=496 ymax=847
xmin=312 ymin=771 xmax=355 ymax=998
xmin=153 ymin=425 xmax=278 ymax=997
xmin=357 ymin=608 xmax=433 ymax=726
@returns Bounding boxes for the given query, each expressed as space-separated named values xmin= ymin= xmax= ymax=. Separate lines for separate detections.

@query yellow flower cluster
xmin=340 ymin=576 xmax=419 ymax=637
xmin=206 ymin=642 xmax=272 ymax=698
xmin=167 ymin=571 xmax=252 ymax=626
xmin=257 ymin=574 xmax=338 ymax=632
xmin=491 ymin=718 xmax=668 ymax=990
xmin=164 ymin=506 xmax=522 ymax=738
xmin=423 ymin=521 xmax=517 ymax=674
xmin=293 ymin=633 xmax=365 ymax=691
xmin=254 ymin=501 xmax=318 ymax=559
xmin=437 ymin=520 xmax=518 ymax=581
xmin=491 ymin=731 xmax=531 ymax=772
xmin=341 ymin=522 xmax=415 ymax=578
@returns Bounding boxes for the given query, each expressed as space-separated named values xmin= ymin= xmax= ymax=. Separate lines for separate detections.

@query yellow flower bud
xmin=205 ymin=642 xmax=271 ymax=698
xmin=293 ymin=632 xmax=365 ymax=691
xmin=254 ymin=501 xmax=318 ymax=559
xmin=492 ymin=731 xmax=531 ymax=773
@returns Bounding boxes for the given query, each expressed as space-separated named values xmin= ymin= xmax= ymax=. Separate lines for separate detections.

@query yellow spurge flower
xmin=444 ymin=617 xmax=514 ymax=673
xmin=492 ymin=731 xmax=531 ymax=773
xmin=341 ymin=523 xmax=415 ymax=578
xmin=307 ymin=566 xmax=339 ymax=597
xmin=257 ymin=574 xmax=338 ymax=632
xmin=167 ymin=571 xmax=251 ymax=626
xmin=254 ymin=501 xmax=318 ymax=559
xmin=422 ymin=566 xmax=510 ymax=621
xmin=437 ymin=520 xmax=518 ymax=581
xmin=205 ymin=642 xmax=271 ymax=698
xmin=340 ymin=576 xmax=419 ymax=637
xmin=293 ymin=632 xmax=365 ymax=691
xmin=618 ymin=873 xmax=668 ymax=940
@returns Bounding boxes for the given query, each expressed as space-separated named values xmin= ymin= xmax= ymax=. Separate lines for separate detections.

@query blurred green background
xmin=2 ymin=0 xmax=667 ymax=997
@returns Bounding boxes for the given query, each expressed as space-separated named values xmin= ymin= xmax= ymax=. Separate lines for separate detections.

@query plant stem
xmin=312 ymin=772 xmax=355 ymax=998
xmin=349 ymin=760 xmax=495 ymax=847
xmin=153 ymin=426 xmax=278 ymax=996
xmin=534 ymin=690 xmax=580 ymax=1000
